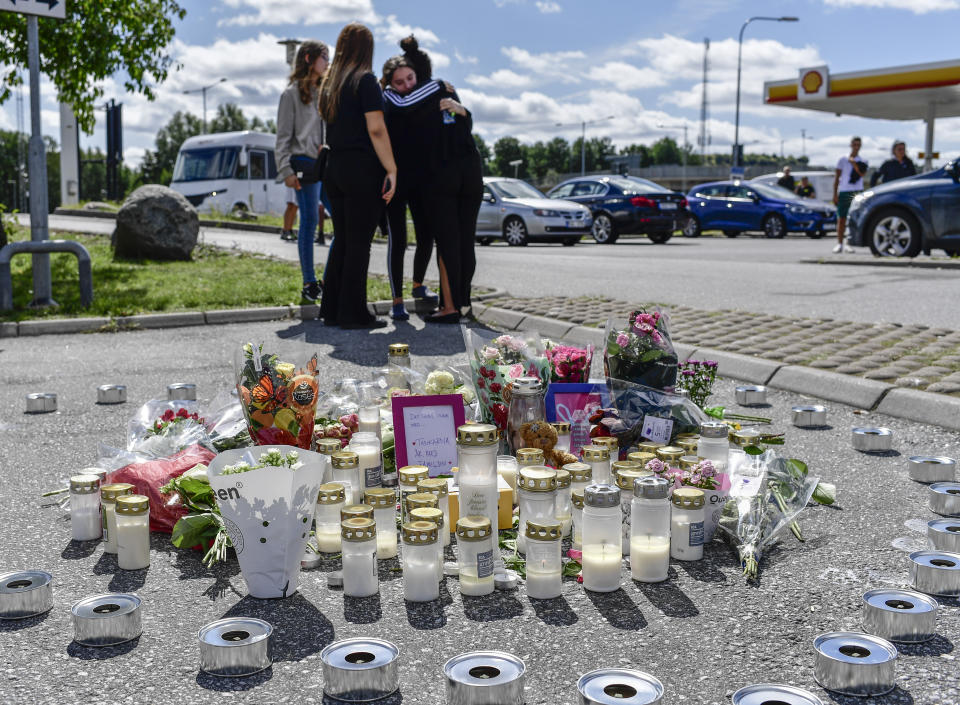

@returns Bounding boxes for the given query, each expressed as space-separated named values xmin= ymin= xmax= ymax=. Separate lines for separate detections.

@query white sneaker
xmin=843 ymin=243 xmax=854 ymax=253
xmin=832 ymin=243 xmax=843 ymax=253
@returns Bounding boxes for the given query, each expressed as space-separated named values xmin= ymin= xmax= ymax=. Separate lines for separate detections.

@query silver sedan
xmin=476 ymin=177 xmax=593 ymax=246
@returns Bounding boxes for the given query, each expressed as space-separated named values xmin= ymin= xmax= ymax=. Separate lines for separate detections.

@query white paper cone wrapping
xmin=208 ymin=446 xmax=325 ymax=598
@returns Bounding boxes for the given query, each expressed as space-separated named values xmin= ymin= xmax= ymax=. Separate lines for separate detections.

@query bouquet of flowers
xmin=462 ymin=328 xmax=551 ymax=432
xmin=543 ymin=341 xmax=594 ymax=384
xmin=675 ymin=359 xmax=718 ymax=408
xmin=644 ymin=457 xmax=731 ymax=540
xmin=602 ymin=378 xmax=706 ymax=447
xmin=236 ymin=342 xmax=319 ymax=449
xmin=604 ymin=309 xmax=678 ymax=390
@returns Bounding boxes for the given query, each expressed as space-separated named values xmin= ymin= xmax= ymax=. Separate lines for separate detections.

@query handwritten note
xmin=392 ymin=395 xmax=465 ymax=477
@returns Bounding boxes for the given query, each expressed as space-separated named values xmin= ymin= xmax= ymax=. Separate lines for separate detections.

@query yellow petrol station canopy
xmin=763 ymin=59 xmax=960 ymax=120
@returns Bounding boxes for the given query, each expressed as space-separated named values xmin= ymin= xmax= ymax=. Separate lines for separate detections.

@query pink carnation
xmin=616 ymin=333 xmax=629 ymax=347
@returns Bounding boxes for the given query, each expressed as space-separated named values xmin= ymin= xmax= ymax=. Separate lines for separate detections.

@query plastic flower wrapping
xmin=236 ymin=342 xmax=319 ymax=449
xmin=604 ymin=309 xmax=679 ymax=390
xmin=543 ymin=340 xmax=594 ymax=384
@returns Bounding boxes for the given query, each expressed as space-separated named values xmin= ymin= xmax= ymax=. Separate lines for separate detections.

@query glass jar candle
xmin=615 ymin=465 xmax=653 ymax=554
xmin=316 ymin=437 xmax=342 ymax=484
xmin=581 ymin=446 xmax=611 ymax=486
xmin=524 ymin=520 xmax=563 ymax=599
xmin=554 ymin=469 xmax=572 ymax=537
xmin=348 ymin=432 xmax=383 ymax=490
xmin=341 ymin=504 xmax=374 ymax=522
xmin=497 ymin=455 xmax=519 ymax=505
xmin=417 ymin=478 xmax=451 ymax=547
xmin=410 ymin=507 xmax=445 ymax=582
xmin=115 ymin=495 xmax=150 ymax=570
xmin=593 ymin=436 xmax=620 ymax=464
xmin=611 ymin=460 xmax=644 ymax=485
xmin=551 ymin=422 xmax=571 ymax=456
xmin=70 ymin=474 xmax=102 ymax=541
xmin=357 ymin=406 xmax=381 ymax=438
xmin=656 ymin=446 xmax=685 ymax=466
xmin=571 ymin=489 xmax=585 ymax=550
xmin=457 ymin=423 xmax=501 ymax=546
xmin=581 ymin=484 xmax=622 ymax=593
xmin=565 ymin=462 xmax=592 ymax=497
xmin=631 ymin=477 xmax=671 ymax=583
xmin=627 ymin=451 xmax=656 ymax=469
xmin=670 ymin=487 xmax=705 ymax=561
xmin=456 ymin=516 xmax=495 ymax=596
xmin=697 ymin=421 xmax=730 ymax=472
xmin=364 ymin=488 xmax=398 ymax=560
xmin=315 ymin=483 xmax=346 ymax=553
xmin=398 ymin=465 xmax=429 ymax=524
xmin=402 ymin=520 xmax=440 ymax=602
xmin=405 ymin=492 xmax=438 ymax=519
xmin=506 ymin=377 xmax=547 ymax=454
xmin=341 ymin=518 xmax=378 ymax=598
xmin=387 ymin=342 xmax=411 ymax=390
xmin=636 ymin=441 xmax=663 ymax=455
xmin=676 ymin=437 xmax=700 ymax=456
xmin=517 ymin=466 xmax=557 ymax=555
xmin=100 ymin=483 xmax=135 ymax=554
xmin=331 ymin=451 xmax=362 ymax=505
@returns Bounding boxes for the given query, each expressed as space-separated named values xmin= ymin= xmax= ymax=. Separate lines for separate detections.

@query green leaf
xmin=744 ymin=445 xmax=765 ymax=456
xmin=176 ymin=475 xmax=214 ymax=505
xmin=785 ymin=458 xmax=808 ymax=479
xmin=639 ymin=349 xmax=663 ymax=363
xmin=562 ymin=560 xmax=582 ymax=577
xmin=171 ymin=512 xmax=219 ymax=549
xmin=703 ymin=406 xmax=725 ymax=420
xmin=812 ymin=482 xmax=836 ymax=506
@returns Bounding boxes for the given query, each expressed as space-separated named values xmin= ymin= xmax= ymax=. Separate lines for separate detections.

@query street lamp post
xmin=733 ymin=16 xmax=798 ymax=169
xmin=183 ymin=77 xmax=228 ymax=134
xmin=556 ymin=115 xmax=615 ymax=176
xmin=657 ymin=123 xmax=689 ymax=191
xmin=509 ymin=159 xmax=523 ymax=178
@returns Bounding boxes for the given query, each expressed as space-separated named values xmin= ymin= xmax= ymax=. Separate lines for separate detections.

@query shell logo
xmin=802 ymin=70 xmax=824 ymax=94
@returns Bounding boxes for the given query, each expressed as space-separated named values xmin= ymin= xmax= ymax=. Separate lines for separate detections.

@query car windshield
xmin=622 ymin=176 xmax=673 ymax=193
xmin=750 ymin=181 xmax=802 ymax=202
xmin=172 ymin=147 xmax=239 ymax=182
xmin=491 ymin=180 xmax=546 ymax=199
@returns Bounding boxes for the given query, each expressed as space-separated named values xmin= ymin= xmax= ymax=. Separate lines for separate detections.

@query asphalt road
xmin=1 ymin=319 xmax=959 ymax=704
xmin=27 ymin=213 xmax=960 ymax=330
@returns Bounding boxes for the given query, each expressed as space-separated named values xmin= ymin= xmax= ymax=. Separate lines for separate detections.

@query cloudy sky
xmin=6 ymin=0 xmax=960 ymax=172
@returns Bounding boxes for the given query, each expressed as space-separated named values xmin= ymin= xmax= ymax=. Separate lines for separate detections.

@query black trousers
xmin=429 ymin=153 xmax=483 ymax=311
xmin=385 ymin=185 xmax=433 ymax=298
xmin=321 ymin=151 xmax=385 ymax=326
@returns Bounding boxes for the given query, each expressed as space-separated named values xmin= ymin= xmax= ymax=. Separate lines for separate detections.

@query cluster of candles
xmin=68 ymin=471 xmax=151 ymax=571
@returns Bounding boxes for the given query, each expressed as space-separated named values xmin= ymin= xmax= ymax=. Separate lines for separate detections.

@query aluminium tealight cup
xmin=731 ymin=683 xmax=823 ymax=705
xmin=71 ymin=593 xmax=142 ymax=647
xmin=0 ymin=570 xmax=53 ymax=620
xmin=861 ymin=588 xmax=938 ymax=643
xmin=908 ymin=456 xmax=956 ymax=484
xmin=97 ymin=384 xmax=127 ymax=405
xmin=25 ymin=392 xmax=57 ymax=413
xmin=928 ymin=518 xmax=960 ymax=552
xmin=909 ymin=550 xmax=960 ymax=596
xmin=929 ymin=482 xmax=960 ymax=516
xmin=734 ymin=385 xmax=767 ymax=407
xmin=812 ymin=631 xmax=897 ymax=697
xmin=791 ymin=405 xmax=827 ymax=428
xmin=167 ymin=383 xmax=197 ymax=401
xmin=577 ymin=668 xmax=664 ymax=704
xmin=320 ymin=638 xmax=400 ymax=702
xmin=444 ymin=651 xmax=525 ymax=705
xmin=851 ymin=427 xmax=893 ymax=453
xmin=198 ymin=617 xmax=273 ymax=677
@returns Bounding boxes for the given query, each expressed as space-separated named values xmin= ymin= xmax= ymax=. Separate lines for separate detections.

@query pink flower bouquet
xmin=544 ymin=342 xmax=594 ymax=384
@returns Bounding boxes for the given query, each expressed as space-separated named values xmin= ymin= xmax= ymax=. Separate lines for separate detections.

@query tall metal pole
xmin=27 ymin=15 xmax=54 ymax=307
xmin=580 ymin=121 xmax=586 ymax=176
xmin=202 ymin=87 xmax=208 ymax=134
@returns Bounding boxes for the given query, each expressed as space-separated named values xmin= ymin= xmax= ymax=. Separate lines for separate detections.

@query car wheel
xmin=807 ymin=229 xmax=825 ymax=239
xmin=592 ymin=213 xmax=618 ymax=244
xmin=231 ymin=203 xmax=248 ymax=219
xmin=502 ymin=216 xmax=529 ymax=246
xmin=762 ymin=213 xmax=787 ymax=239
xmin=562 ymin=236 xmax=579 ymax=246
xmin=681 ymin=213 xmax=701 ymax=238
xmin=478 ymin=237 xmax=493 ymax=246
xmin=722 ymin=229 xmax=742 ymax=238
xmin=868 ymin=209 xmax=921 ymax=257
xmin=647 ymin=231 xmax=672 ymax=244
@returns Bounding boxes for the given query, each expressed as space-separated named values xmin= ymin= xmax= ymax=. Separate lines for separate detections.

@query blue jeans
xmin=295 ymin=181 xmax=321 ymax=284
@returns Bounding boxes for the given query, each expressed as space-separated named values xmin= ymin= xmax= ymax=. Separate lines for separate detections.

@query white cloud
xmin=536 ymin=1 xmax=562 ymax=12
xmin=466 ymin=69 xmax=534 ymax=89
xmin=455 ymin=50 xmax=478 ymax=65
xmin=501 ymin=47 xmax=586 ymax=83
xmin=585 ymin=62 xmax=667 ymax=91
xmin=376 ymin=14 xmax=440 ymax=46
xmin=824 ymin=0 xmax=959 ymax=12
xmin=218 ymin=0 xmax=378 ymax=26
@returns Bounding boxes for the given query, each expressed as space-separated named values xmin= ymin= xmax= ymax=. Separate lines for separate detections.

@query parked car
xmin=683 ymin=181 xmax=836 ymax=238
xmin=846 ymin=157 xmax=960 ymax=257
xmin=546 ymin=175 xmax=686 ymax=244
xmin=476 ymin=177 xmax=592 ymax=246
xmin=751 ymin=170 xmax=836 ymax=205
xmin=169 ymin=131 xmax=287 ymax=216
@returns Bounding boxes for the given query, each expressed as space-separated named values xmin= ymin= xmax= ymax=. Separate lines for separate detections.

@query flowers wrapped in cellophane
xmin=604 ymin=309 xmax=678 ymax=390
xmin=543 ymin=340 xmax=594 ymax=384
xmin=236 ymin=342 xmax=319 ymax=449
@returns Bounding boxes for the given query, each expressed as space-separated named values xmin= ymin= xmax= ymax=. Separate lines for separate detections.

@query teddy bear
xmin=518 ymin=420 xmax=578 ymax=469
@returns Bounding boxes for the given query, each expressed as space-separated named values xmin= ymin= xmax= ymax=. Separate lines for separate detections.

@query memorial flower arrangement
xmin=645 ymin=457 xmax=720 ymax=491
xmin=162 ymin=464 xmax=231 ymax=565
xmin=147 ymin=407 xmax=205 ymax=437
xmin=675 ymin=360 xmax=718 ymax=408
xmin=220 ymin=448 xmax=303 ymax=475
xmin=314 ymin=413 xmax=359 ymax=448
xmin=543 ymin=341 xmax=594 ymax=384
xmin=604 ymin=309 xmax=679 ymax=390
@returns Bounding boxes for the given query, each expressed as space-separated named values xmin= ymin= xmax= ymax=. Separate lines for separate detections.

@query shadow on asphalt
xmin=0 ymin=611 xmax=51 ymax=632
xmin=826 ymin=686 xmax=914 ymax=704
xmin=897 ymin=634 xmax=953 ymax=657
xmin=323 ymin=693 xmax=403 ymax=705
xmin=635 ymin=570 xmax=699 ymax=618
xmin=585 ymin=588 xmax=647 ymax=630
xmin=460 ymin=589 xmax=524 ymax=623
xmin=344 ymin=593 xmax=382 ymax=625
xmin=529 ymin=593 xmax=578 ymax=626
xmin=196 ymin=666 xmax=273 ymax=692
xmin=67 ymin=636 xmax=140 ymax=660
xmin=61 ymin=539 xmax=98 ymax=560
xmin=220 ymin=593 xmax=333 ymax=662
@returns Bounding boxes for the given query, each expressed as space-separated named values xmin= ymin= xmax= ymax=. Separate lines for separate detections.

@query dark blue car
xmin=684 ymin=181 xmax=836 ymax=239
xmin=847 ymin=157 xmax=960 ymax=257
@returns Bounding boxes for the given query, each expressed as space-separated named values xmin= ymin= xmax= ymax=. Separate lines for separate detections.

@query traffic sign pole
xmin=26 ymin=13 xmax=55 ymax=307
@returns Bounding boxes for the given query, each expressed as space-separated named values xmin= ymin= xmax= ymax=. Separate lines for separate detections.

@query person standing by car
xmin=318 ymin=23 xmax=397 ymax=329
xmin=276 ymin=40 xmax=329 ymax=302
xmin=832 ymin=136 xmax=868 ymax=253
xmin=870 ymin=140 xmax=917 ymax=186
xmin=796 ymin=176 xmax=816 ymax=199
xmin=777 ymin=166 xmax=796 ymax=192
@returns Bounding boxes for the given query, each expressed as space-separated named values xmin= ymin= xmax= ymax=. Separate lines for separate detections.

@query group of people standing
xmin=274 ymin=24 xmax=482 ymax=329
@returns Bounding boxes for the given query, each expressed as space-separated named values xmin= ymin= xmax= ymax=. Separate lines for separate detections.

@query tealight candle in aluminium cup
xmin=97 ymin=384 xmax=127 ymax=405
xmin=167 ymin=383 xmax=197 ymax=401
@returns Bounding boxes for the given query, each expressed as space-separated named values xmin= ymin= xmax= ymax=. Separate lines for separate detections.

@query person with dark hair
xmin=275 ymin=39 xmax=329 ymax=302
xmin=381 ymin=36 xmax=482 ymax=324
xmin=832 ymin=136 xmax=867 ymax=254
xmin=776 ymin=166 xmax=795 ymax=192
xmin=871 ymin=140 xmax=916 ymax=186
xmin=318 ymin=23 xmax=397 ymax=329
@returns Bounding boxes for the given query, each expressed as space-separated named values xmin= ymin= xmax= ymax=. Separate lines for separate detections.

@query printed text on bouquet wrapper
xmin=402 ymin=405 xmax=457 ymax=474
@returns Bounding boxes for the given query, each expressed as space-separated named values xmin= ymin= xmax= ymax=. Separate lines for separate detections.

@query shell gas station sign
xmin=798 ymin=66 xmax=829 ymax=101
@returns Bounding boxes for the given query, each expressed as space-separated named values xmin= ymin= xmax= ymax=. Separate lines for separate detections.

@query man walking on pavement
xmin=832 ymin=136 xmax=867 ymax=253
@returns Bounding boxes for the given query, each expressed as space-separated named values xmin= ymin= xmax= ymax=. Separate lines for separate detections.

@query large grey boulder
xmin=112 ymin=185 xmax=199 ymax=260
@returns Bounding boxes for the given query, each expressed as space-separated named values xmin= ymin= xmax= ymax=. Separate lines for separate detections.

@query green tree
xmin=0 ymin=1 xmax=186 ymax=133
xmin=139 ymin=111 xmax=202 ymax=185
xmin=545 ymin=137 xmax=571 ymax=173
xmin=209 ymin=103 xmax=250 ymax=133
xmin=651 ymin=137 xmax=682 ymax=166
xmin=492 ymin=136 xmax=526 ymax=178
xmin=571 ymin=136 xmax=616 ymax=172
xmin=473 ymin=133 xmax=492 ymax=174
xmin=79 ymin=146 xmax=136 ymax=202
xmin=620 ymin=143 xmax=653 ymax=167
xmin=526 ymin=140 xmax=549 ymax=181
xmin=0 ymin=129 xmax=27 ymax=210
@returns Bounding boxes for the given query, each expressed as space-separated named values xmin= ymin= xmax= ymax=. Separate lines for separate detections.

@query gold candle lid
xmin=516 ymin=447 xmax=545 ymax=466
xmin=674 ymin=432 xmax=699 ymax=441
xmin=612 ymin=460 xmax=642 ymax=477
xmin=571 ymin=488 xmax=585 ymax=509
xmin=101 ymin=483 xmax=135 ymax=502
xmin=402 ymin=520 xmax=438 ymax=545
xmin=517 ymin=466 xmax=558 ymax=492
xmin=456 ymin=423 xmax=499 ymax=446
xmin=637 ymin=441 xmax=663 ymax=454
xmin=456 ymin=515 xmax=492 ymax=542
xmin=593 ymin=436 xmax=619 ymax=457
xmin=340 ymin=504 xmax=374 ymax=521
xmin=405 ymin=492 xmax=439 ymax=512
xmin=731 ymin=429 xmax=762 ymax=447
xmin=341 ymin=517 xmax=376 ymax=541
xmin=417 ymin=477 xmax=449 ymax=499
xmin=672 ymin=487 xmax=705 ymax=510
xmin=627 ymin=451 xmax=656 ymax=467
xmin=399 ymin=465 xmax=429 ymax=486
xmin=525 ymin=519 xmax=562 ymax=541
xmin=615 ymin=467 xmax=653 ymax=491
xmin=551 ymin=422 xmax=571 ymax=435
xmin=563 ymin=462 xmax=592 ymax=483
xmin=655 ymin=446 xmax=685 ymax=463
xmin=331 ymin=451 xmax=359 ymax=469
xmin=679 ymin=455 xmax=704 ymax=470
xmin=364 ymin=488 xmax=395 ymax=508
xmin=318 ymin=483 xmax=346 ymax=504
xmin=581 ymin=445 xmax=609 ymax=463
xmin=554 ymin=468 xmax=571 ymax=489
xmin=388 ymin=342 xmax=410 ymax=357
xmin=410 ymin=507 xmax=444 ymax=530
xmin=115 ymin=494 xmax=149 ymax=515
xmin=317 ymin=438 xmax=342 ymax=455
xmin=70 ymin=474 xmax=100 ymax=494
xmin=677 ymin=437 xmax=700 ymax=454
